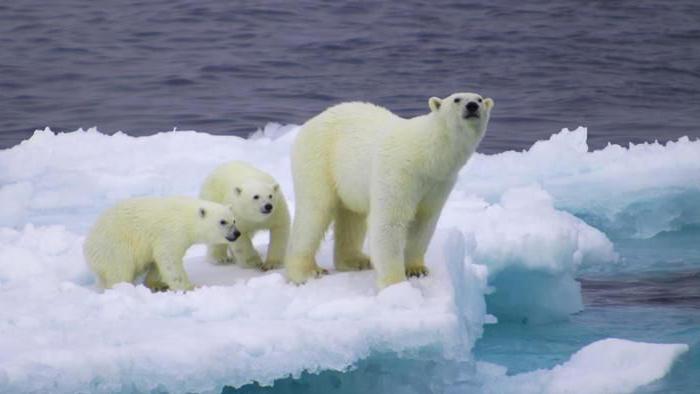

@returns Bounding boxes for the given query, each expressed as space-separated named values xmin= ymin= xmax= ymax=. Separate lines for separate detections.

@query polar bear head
xmin=429 ymin=92 xmax=494 ymax=137
xmin=195 ymin=202 xmax=240 ymax=244
xmin=231 ymin=180 xmax=281 ymax=223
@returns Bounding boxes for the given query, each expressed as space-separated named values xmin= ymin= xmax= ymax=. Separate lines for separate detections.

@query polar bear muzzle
xmin=261 ymin=203 xmax=274 ymax=214
xmin=226 ymin=228 xmax=241 ymax=242
xmin=463 ymin=101 xmax=481 ymax=119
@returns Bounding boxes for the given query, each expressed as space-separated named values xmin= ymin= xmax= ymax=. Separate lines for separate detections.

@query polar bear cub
xmin=84 ymin=196 xmax=240 ymax=291
xmin=286 ymin=92 xmax=494 ymax=288
xmin=200 ymin=161 xmax=290 ymax=270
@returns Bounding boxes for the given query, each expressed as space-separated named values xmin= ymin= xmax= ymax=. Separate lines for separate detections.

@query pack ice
xmin=0 ymin=125 xmax=695 ymax=393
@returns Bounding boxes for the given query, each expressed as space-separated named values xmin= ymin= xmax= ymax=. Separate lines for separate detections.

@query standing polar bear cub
xmin=200 ymin=161 xmax=290 ymax=270
xmin=286 ymin=92 xmax=494 ymax=288
xmin=84 ymin=197 xmax=240 ymax=291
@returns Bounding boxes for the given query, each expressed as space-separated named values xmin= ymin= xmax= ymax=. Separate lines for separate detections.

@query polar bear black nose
xmin=466 ymin=102 xmax=479 ymax=113
xmin=226 ymin=230 xmax=241 ymax=242
xmin=264 ymin=203 xmax=273 ymax=212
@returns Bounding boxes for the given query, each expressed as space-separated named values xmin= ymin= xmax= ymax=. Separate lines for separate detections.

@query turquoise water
xmin=477 ymin=223 xmax=700 ymax=392
xmin=475 ymin=306 xmax=700 ymax=392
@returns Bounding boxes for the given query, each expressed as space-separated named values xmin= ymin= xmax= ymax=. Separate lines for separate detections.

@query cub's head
xmin=196 ymin=202 xmax=240 ymax=244
xmin=231 ymin=180 xmax=280 ymax=223
xmin=429 ymin=92 xmax=494 ymax=137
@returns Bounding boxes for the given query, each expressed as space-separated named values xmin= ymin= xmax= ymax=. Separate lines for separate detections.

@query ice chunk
xmin=458 ymin=127 xmax=700 ymax=239
xmin=480 ymin=338 xmax=689 ymax=394
xmin=440 ymin=186 xmax=617 ymax=322
xmin=0 ymin=226 xmax=487 ymax=393
xmin=2 ymin=126 xmax=698 ymax=240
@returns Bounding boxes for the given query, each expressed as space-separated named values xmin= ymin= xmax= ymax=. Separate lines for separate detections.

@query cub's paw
xmin=214 ymin=256 xmax=235 ymax=265
xmin=406 ymin=265 xmax=429 ymax=278
xmin=259 ymin=260 xmax=283 ymax=271
xmin=241 ymin=255 xmax=263 ymax=269
xmin=147 ymin=283 xmax=169 ymax=292
xmin=335 ymin=254 xmax=372 ymax=271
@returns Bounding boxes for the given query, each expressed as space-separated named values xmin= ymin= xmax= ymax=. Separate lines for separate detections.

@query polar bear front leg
xmin=404 ymin=214 xmax=437 ymax=278
xmin=370 ymin=216 xmax=409 ymax=289
xmin=207 ymin=244 xmax=233 ymax=264
xmin=285 ymin=200 xmax=332 ymax=284
xmin=230 ymin=234 xmax=263 ymax=269
xmin=368 ymin=168 xmax=421 ymax=288
xmin=153 ymin=244 xmax=194 ymax=291
xmin=262 ymin=224 xmax=289 ymax=271
xmin=404 ymin=180 xmax=454 ymax=277
xmin=261 ymin=197 xmax=290 ymax=270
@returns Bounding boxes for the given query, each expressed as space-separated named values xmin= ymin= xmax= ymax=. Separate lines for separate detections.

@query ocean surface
xmin=1 ymin=0 xmax=700 ymax=152
xmin=1 ymin=1 xmax=699 ymax=393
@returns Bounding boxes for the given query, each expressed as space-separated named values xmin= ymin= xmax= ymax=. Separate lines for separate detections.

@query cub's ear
xmin=429 ymin=97 xmax=442 ymax=112
xmin=484 ymin=98 xmax=495 ymax=110
xmin=199 ymin=208 xmax=207 ymax=218
xmin=273 ymin=184 xmax=279 ymax=192
xmin=234 ymin=187 xmax=242 ymax=196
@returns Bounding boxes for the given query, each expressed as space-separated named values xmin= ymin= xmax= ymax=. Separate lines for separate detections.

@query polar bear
xmin=84 ymin=196 xmax=241 ymax=291
xmin=200 ymin=161 xmax=290 ymax=271
xmin=286 ymin=92 xmax=494 ymax=288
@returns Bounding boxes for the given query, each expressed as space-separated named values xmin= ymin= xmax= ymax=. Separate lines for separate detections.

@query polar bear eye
xmin=268 ymin=194 xmax=272 ymax=199
xmin=220 ymin=220 xmax=228 ymax=226
xmin=478 ymin=98 xmax=483 ymax=103
xmin=253 ymin=195 xmax=259 ymax=200
xmin=453 ymin=98 xmax=461 ymax=103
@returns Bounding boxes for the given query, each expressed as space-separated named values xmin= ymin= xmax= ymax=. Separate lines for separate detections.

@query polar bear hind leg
xmin=88 ymin=240 xmax=137 ymax=289
xmin=334 ymin=205 xmax=371 ymax=271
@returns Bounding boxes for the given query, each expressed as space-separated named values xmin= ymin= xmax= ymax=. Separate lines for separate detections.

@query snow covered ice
xmin=0 ymin=125 xmax=697 ymax=393
xmin=479 ymin=338 xmax=689 ymax=394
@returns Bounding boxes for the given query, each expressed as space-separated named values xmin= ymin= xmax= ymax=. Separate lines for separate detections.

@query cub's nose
xmin=466 ymin=102 xmax=479 ymax=113
xmin=226 ymin=230 xmax=241 ymax=242
xmin=262 ymin=203 xmax=273 ymax=214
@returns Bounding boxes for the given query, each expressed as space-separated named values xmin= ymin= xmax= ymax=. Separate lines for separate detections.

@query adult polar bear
xmin=286 ymin=92 xmax=494 ymax=288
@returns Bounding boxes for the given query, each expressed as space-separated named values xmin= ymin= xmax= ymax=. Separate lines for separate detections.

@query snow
xmin=0 ymin=224 xmax=488 ymax=392
xmin=0 ymin=125 xmax=695 ymax=392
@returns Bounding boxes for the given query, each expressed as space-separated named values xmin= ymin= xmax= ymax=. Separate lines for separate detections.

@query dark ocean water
xmin=1 ymin=0 xmax=699 ymax=152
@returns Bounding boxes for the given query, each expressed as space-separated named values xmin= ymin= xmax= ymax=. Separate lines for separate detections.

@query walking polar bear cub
xmin=84 ymin=197 xmax=240 ymax=291
xmin=200 ymin=161 xmax=290 ymax=270
xmin=286 ymin=92 xmax=494 ymax=288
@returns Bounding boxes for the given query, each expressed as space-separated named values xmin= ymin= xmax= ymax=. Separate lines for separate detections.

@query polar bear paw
xmin=215 ymin=256 xmax=235 ymax=265
xmin=260 ymin=259 xmax=283 ymax=271
xmin=335 ymin=254 xmax=372 ymax=271
xmin=406 ymin=265 xmax=429 ymax=278
xmin=286 ymin=257 xmax=328 ymax=284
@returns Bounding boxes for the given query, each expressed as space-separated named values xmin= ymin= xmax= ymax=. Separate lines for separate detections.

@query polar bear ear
xmin=429 ymin=97 xmax=442 ymax=112
xmin=484 ymin=98 xmax=495 ymax=110
xmin=234 ymin=187 xmax=242 ymax=196
xmin=199 ymin=208 xmax=207 ymax=218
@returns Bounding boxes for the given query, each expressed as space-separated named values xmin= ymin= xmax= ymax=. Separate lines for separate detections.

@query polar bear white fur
xmin=200 ymin=161 xmax=290 ymax=270
xmin=286 ymin=92 xmax=494 ymax=288
xmin=84 ymin=197 xmax=240 ymax=291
